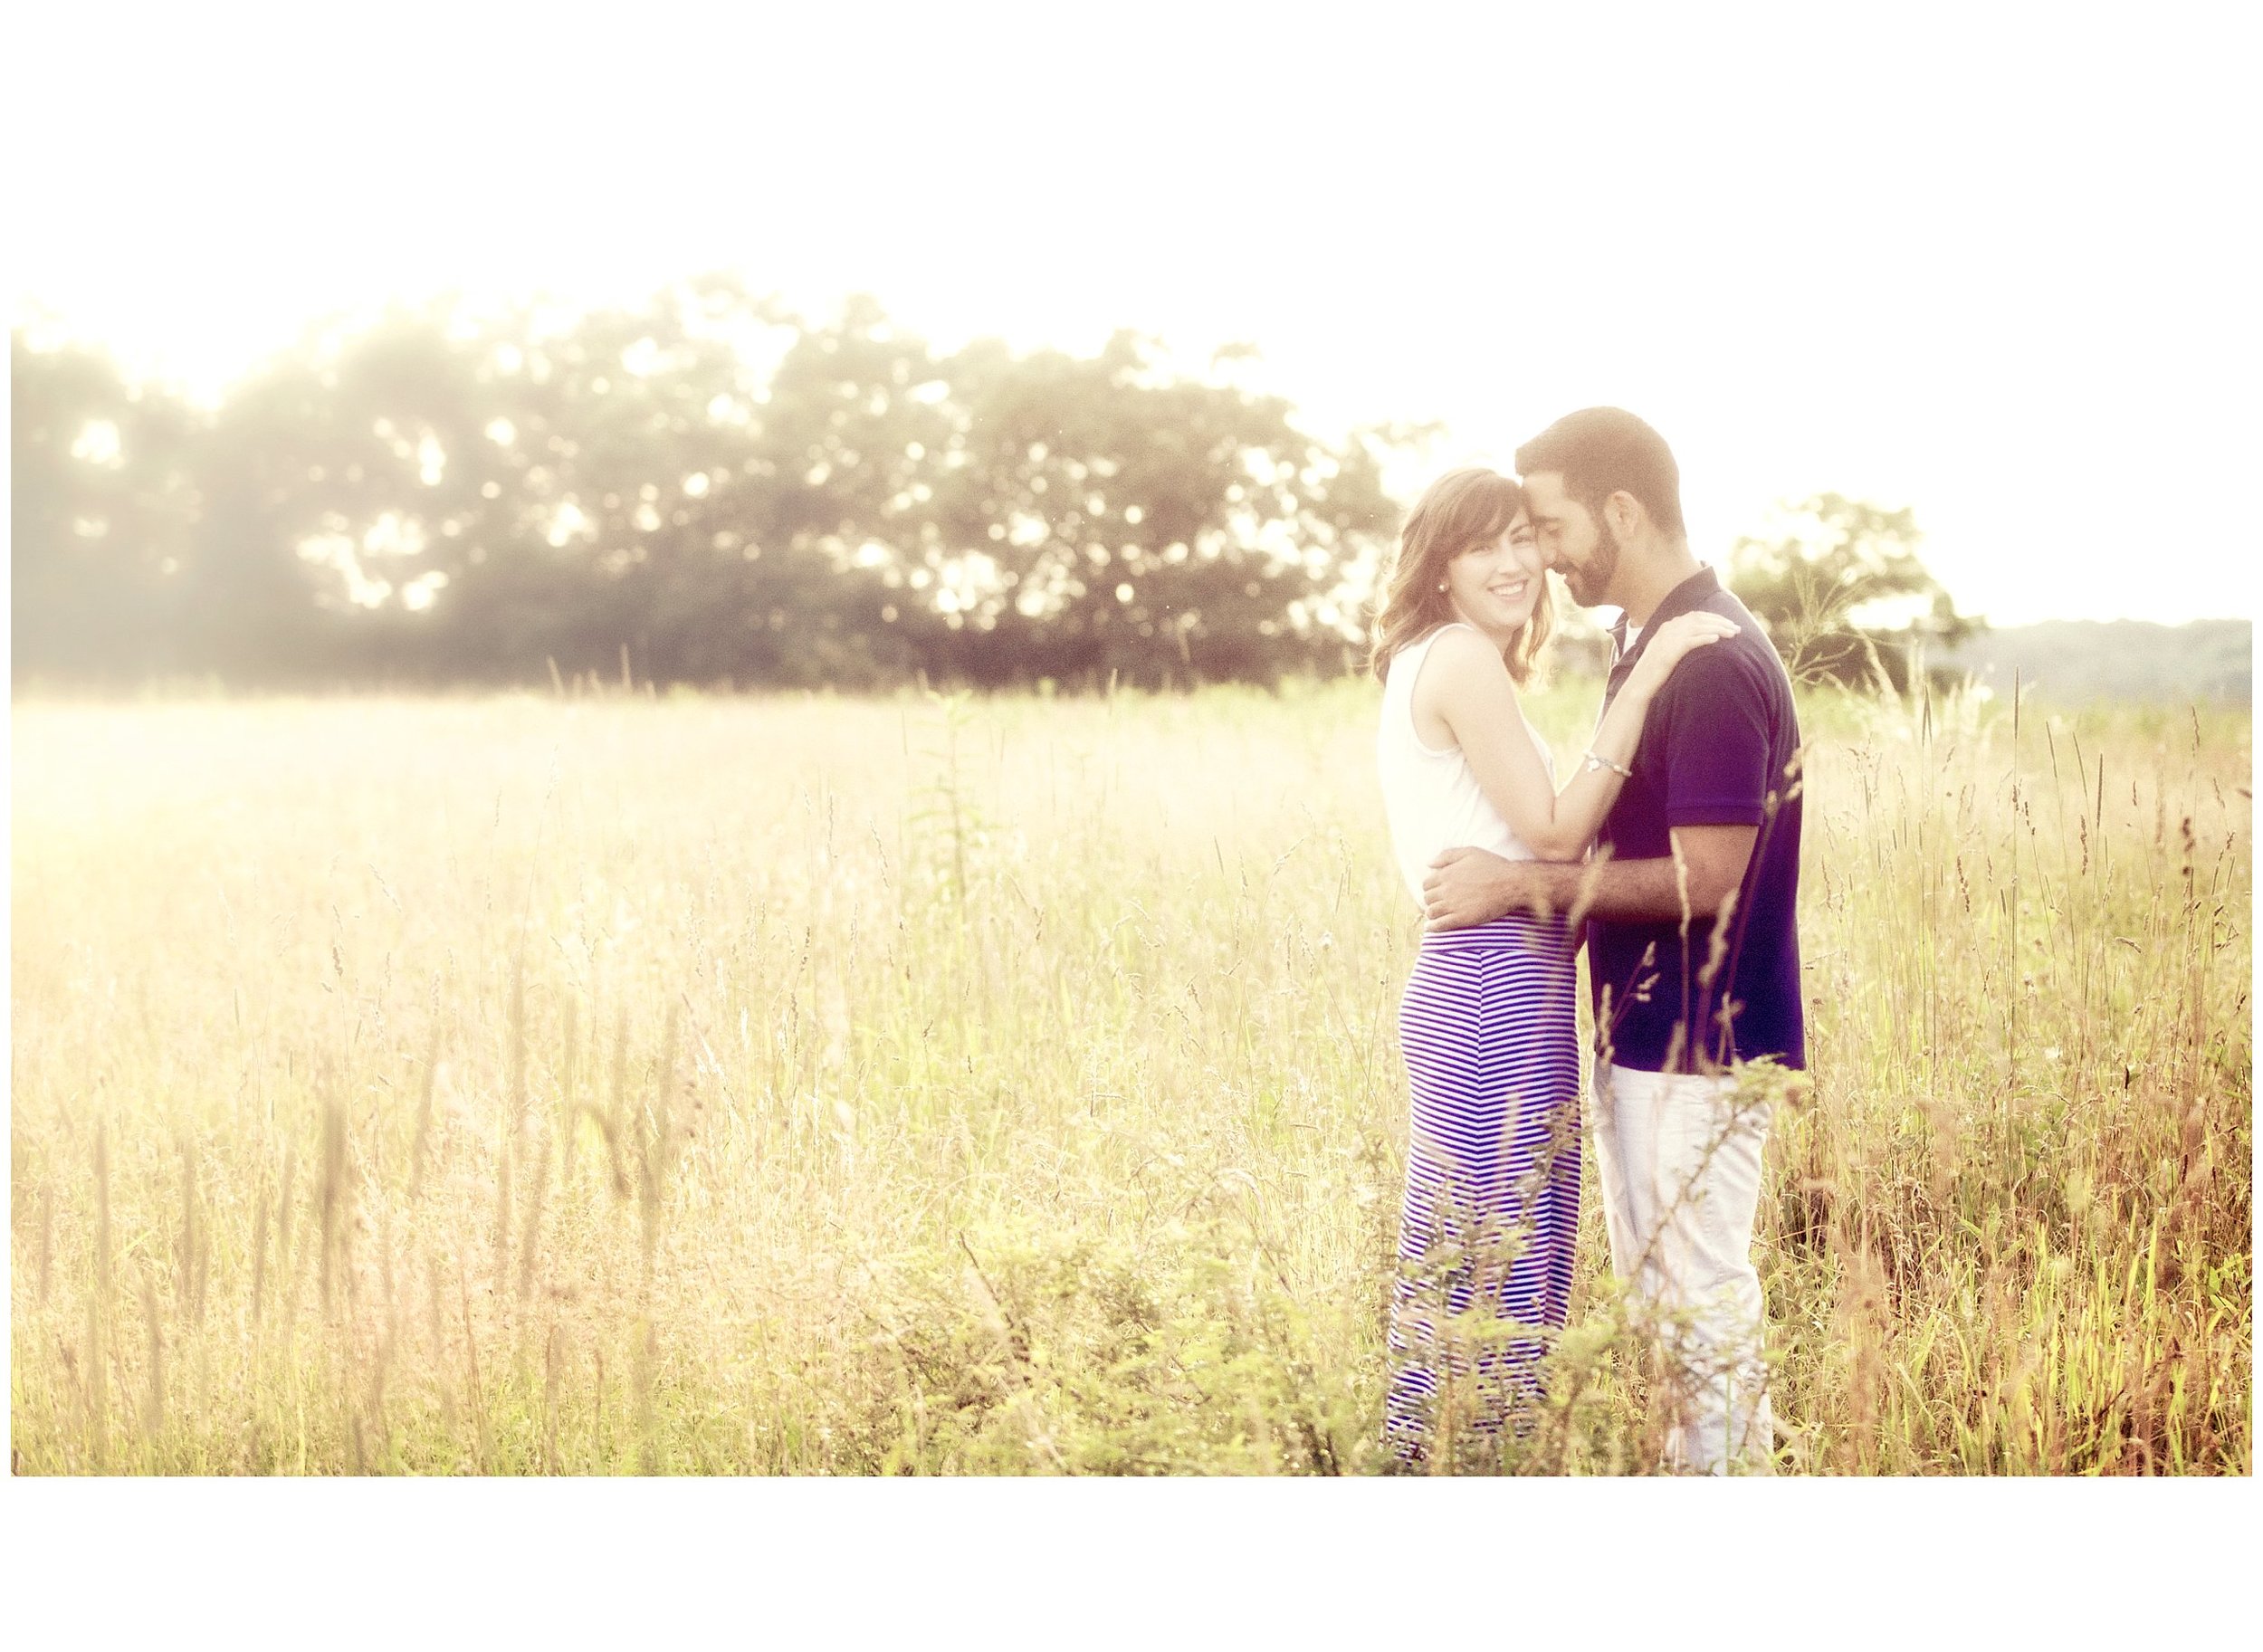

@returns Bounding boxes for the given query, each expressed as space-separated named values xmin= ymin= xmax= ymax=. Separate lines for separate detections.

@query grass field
xmin=9 ymin=676 xmax=2251 ymax=1474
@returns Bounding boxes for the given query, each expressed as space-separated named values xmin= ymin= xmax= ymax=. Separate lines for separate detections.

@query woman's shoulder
xmin=1386 ymin=621 xmax=1472 ymax=681
xmin=1413 ymin=620 xmax=1493 ymax=661
xmin=1418 ymin=621 xmax=1513 ymax=683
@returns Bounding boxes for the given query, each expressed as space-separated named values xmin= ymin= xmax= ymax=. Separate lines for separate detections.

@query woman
xmin=1371 ymin=466 xmax=1733 ymax=1459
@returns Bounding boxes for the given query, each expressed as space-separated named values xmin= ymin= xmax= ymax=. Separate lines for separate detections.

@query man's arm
xmin=1421 ymin=826 xmax=1757 ymax=931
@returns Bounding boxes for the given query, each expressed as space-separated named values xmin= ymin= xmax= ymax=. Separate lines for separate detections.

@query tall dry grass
xmin=8 ymin=676 xmax=2249 ymax=1473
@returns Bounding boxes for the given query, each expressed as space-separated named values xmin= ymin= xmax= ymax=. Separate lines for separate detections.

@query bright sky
xmin=10 ymin=1 xmax=2258 ymax=625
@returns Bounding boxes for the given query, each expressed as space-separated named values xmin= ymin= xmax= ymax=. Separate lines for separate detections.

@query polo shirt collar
xmin=1608 ymin=565 xmax=1721 ymax=678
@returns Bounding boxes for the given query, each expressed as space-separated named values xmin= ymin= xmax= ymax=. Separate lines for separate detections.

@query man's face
xmin=1523 ymin=470 xmax=1618 ymax=607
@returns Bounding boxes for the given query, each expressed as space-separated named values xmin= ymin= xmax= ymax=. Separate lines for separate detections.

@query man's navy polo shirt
xmin=1590 ymin=566 xmax=1807 ymax=1073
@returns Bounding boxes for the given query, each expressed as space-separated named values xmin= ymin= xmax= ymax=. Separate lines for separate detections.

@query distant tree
xmin=419 ymin=281 xmax=863 ymax=688
xmin=915 ymin=329 xmax=1399 ymax=687
xmin=176 ymin=301 xmax=501 ymax=682
xmin=690 ymin=288 xmax=960 ymax=687
xmin=1726 ymin=493 xmax=1981 ymax=692
xmin=11 ymin=336 xmax=202 ymax=682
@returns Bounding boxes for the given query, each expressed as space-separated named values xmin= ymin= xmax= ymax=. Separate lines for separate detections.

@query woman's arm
xmin=1418 ymin=614 xmax=1737 ymax=859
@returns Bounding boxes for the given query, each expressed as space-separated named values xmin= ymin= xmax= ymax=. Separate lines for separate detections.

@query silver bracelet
xmin=1583 ymin=748 xmax=1635 ymax=779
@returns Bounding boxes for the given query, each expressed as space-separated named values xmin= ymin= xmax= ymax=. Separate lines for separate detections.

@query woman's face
xmin=1443 ymin=507 xmax=1544 ymax=641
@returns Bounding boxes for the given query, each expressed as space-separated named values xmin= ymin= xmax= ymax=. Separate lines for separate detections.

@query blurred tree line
xmin=16 ymin=278 xmax=1984 ymax=695
xmin=1724 ymin=492 xmax=1981 ymax=692
xmin=13 ymin=278 xmax=1405 ymax=692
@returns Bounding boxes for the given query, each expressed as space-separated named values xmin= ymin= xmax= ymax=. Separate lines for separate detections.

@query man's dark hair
xmin=1514 ymin=407 xmax=1686 ymax=541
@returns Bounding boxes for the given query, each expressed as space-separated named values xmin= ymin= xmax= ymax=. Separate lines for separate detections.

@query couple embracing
xmin=1371 ymin=407 xmax=1805 ymax=1474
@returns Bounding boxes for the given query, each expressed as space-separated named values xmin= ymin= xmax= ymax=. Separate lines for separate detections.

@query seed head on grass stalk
xmin=317 ymin=1081 xmax=351 ymax=1319
xmin=494 ymin=1122 xmax=513 ymax=1302
xmin=638 ymin=1004 xmax=683 ymax=1295
xmin=518 ymin=1126 xmax=552 ymax=1303
xmin=558 ymin=994 xmax=580 ymax=1189
xmin=89 ymin=1118 xmax=113 ymax=1470
xmin=406 ymin=1007 xmax=442 ymax=1200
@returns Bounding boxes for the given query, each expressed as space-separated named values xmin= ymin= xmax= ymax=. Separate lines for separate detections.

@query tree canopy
xmin=13 ymin=280 xmax=1403 ymax=692
xmin=1726 ymin=492 xmax=1981 ymax=692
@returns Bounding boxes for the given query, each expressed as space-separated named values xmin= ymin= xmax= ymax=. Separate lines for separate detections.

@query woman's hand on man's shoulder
xmin=1627 ymin=611 xmax=1739 ymax=699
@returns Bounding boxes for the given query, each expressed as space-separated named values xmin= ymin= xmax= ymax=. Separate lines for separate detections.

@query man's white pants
xmin=1591 ymin=1061 xmax=1775 ymax=1474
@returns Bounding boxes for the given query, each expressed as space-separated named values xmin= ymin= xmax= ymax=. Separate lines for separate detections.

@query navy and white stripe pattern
xmin=1386 ymin=911 xmax=1582 ymax=1456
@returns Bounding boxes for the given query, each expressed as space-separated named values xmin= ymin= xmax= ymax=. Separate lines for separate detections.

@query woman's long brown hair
xmin=1367 ymin=466 xmax=1552 ymax=684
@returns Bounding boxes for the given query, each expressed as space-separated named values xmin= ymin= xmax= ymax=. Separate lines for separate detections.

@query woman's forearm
xmin=1525 ymin=762 xmax=1624 ymax=858
xmin=1523 ymin=683 xmax=1652 ymax=855
xmin=1587 ymin=681 xmax=1653 ymax=772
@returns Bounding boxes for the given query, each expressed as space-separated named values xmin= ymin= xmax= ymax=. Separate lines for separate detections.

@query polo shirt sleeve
xmin=1652 ymin=647 xmax=1771 ymax=827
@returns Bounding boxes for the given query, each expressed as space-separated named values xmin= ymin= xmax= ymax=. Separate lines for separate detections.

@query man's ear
xmin=1603 ymin=489 xmax=1647 ymax=542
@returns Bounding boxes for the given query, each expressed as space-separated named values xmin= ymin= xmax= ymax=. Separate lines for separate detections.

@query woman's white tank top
xmin=1377 ymin=623 xmax=1556 ymax=910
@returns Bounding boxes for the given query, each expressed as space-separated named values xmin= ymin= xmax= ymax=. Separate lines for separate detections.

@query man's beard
xmin=1564 ymin=515 xmax=1620 ymax=606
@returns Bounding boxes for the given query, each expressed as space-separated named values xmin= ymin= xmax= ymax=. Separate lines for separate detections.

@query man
xmin=1421 ymin=407 xmax=1805 ymax=1474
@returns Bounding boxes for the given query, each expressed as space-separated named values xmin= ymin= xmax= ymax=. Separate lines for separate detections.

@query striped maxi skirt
xmin=1385 ymin=911 xmax=1582 ymax=1456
